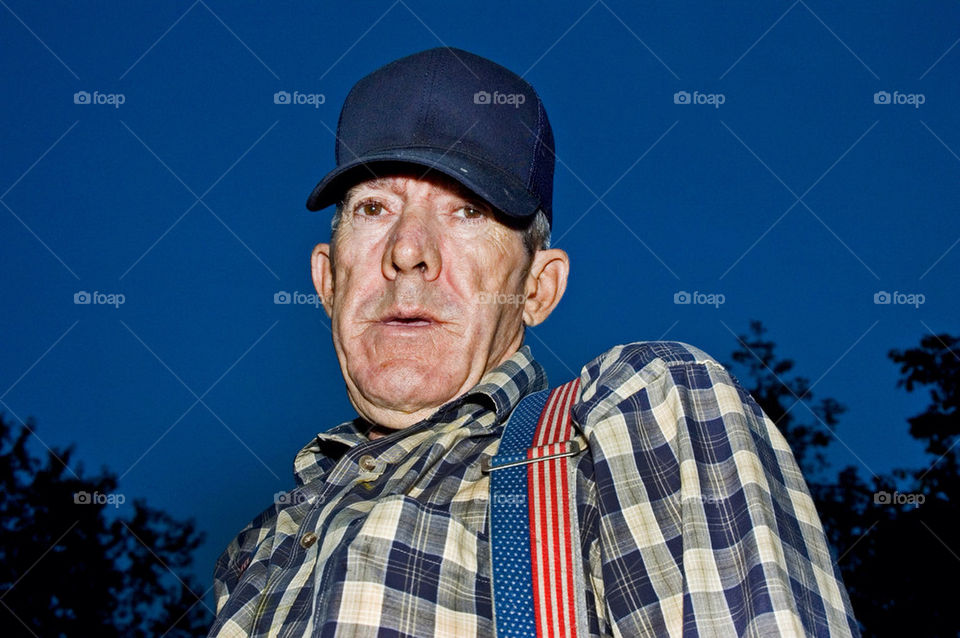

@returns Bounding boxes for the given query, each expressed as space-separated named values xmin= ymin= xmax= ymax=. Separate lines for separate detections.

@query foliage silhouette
xmin=0 ymin=413 xmax=213 ymax=637
xmin=727 ymin=320 xmax=843 ymax=478
xmin=729 ymin=322 xmax=959 ymax=637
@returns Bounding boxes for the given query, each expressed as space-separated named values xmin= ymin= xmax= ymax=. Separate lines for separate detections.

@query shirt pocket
xmin=344 ymin=493 xmax=493 ymax=623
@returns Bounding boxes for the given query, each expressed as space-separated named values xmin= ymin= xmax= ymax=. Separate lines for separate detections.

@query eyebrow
xmin=343 ymin=175 xmax=487 ymax=207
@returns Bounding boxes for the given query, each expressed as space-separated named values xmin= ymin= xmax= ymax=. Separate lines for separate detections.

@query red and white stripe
xmin=527 ymin=379 xmax=581 ymax=638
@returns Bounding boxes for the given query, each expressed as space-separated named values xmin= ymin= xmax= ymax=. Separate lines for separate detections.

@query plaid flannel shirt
xmin=208 ymin=341 xmax=859 ymax=637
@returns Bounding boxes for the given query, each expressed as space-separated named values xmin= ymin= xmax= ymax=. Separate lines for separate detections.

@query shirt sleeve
xmin=573 ymin=342 xmax=859 ymax=637
xmin=211 ymin=521 xmax=252 ymax=615
xmin=209 ymin=505 xmax=278 ymax=624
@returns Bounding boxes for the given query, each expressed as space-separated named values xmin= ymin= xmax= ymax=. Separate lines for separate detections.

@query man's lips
xmin=378 ymin=309 xmax=440 ymax=327
xmin=382 ymin=317 xmax=433 ymax=327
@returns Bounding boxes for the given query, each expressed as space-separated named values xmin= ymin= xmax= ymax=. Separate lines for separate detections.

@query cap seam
xmin=527 ymin=99 xmax=545 ymax=192
xmin=416 ymin=49 xmax=441 ymax=149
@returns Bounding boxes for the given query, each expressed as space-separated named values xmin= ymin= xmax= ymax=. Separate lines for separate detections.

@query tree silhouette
xmin=890 ymin=333 xmax=960 ymax=501
xmin=727 ymin=320 xmax=843 ymax=478
xmin=821 ymin=332 xmax=959 ymax=636
xmin=857 ymin=332 xmax=960 ymax=636
xmin=0 ymin=413 xmax=213 ymax=637
xmin=728 ymin=323 xmax=960 ymax=637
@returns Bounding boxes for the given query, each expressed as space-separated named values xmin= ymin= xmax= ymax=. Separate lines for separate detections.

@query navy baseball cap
xmin=306 ymin=47 xmax=555 ymax=225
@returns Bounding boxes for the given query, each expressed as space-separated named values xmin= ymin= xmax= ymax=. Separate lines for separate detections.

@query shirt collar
xmin=292 ymin=345 xmax=548 ymax=486
xmin=462 ymin=344 xmax=549 ymax=422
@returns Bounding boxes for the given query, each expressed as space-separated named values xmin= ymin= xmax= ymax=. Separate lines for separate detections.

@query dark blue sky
xmin=2 ymin=0 xmax=958 ymax=606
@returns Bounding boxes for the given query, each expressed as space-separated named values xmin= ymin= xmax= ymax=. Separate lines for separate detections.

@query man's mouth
xmin=383 ymin=317 xmax=433 ymax=327
xmin=379 ymin=310 xmax=439 ymax=327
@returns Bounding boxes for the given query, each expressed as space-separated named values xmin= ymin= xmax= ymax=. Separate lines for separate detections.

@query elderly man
xmin=209 ymin=48 xmax=858 ymax=637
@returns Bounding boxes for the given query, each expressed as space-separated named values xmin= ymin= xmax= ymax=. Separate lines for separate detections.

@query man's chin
xmin=352 ymin=360 xmax=468 ymax=416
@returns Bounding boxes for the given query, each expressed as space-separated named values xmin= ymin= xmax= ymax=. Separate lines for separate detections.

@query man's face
xmin=311 ymin=172 xmax=567 ymax=435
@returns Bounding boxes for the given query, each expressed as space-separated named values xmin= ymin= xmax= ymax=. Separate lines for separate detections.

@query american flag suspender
xmin=486 ymin=379 xmax=587 ymax=638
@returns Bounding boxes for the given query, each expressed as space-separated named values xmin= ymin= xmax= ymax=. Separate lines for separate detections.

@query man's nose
xmin=381 ymin=207 xmax=441 ymax=281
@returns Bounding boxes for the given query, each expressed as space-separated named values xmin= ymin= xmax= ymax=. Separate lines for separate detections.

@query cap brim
xmin=305 ymin=148 xmax=541 ymax=219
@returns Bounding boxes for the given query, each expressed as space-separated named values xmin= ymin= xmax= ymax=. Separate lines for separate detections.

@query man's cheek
xmin=476 ymin=291 xmax=513 ymax=327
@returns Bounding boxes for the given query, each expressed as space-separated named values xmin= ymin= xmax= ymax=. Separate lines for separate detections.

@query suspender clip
xmin=482 ymin=440 xmax=582 ymax=473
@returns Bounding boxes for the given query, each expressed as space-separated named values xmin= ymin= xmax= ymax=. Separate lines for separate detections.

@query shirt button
xmin=358 ymin=454 xmax=377 ymax=472
xmin=300 ymin=532 xmax=318 ymax=549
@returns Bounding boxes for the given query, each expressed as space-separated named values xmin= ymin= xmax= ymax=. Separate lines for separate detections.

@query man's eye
xmin=357 ymin=201 xmax=384 ymax=216
xmin=456 ymin=206 xmax=485 ymax=220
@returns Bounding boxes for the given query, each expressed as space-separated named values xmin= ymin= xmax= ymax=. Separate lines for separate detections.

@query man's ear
xmin=522 ymin=248 xmax=569 ymax=326
xmin=311 ymin=243 xmax=335 ymax=318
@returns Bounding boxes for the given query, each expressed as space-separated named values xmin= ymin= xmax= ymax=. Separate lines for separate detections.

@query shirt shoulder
xmin=570 ymin=342 xmax=859 ymax=635
xmin=581 ymin=340 xmax=724 ymax=383
xmin=576 ymin=341 xmax=734 ymax=415
xmin=573 ymin=340 xmax=774 ymax=460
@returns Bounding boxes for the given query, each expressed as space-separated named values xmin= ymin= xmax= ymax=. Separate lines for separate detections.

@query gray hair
xmin=329 ymin=204 xmax=551 ymax=255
